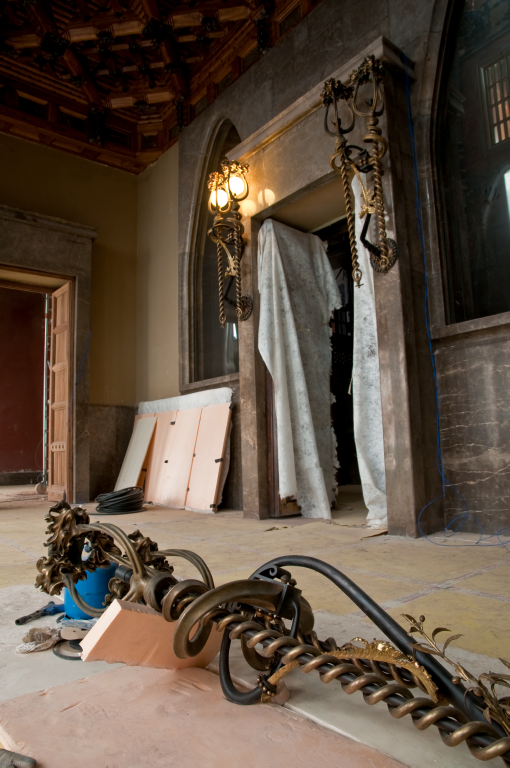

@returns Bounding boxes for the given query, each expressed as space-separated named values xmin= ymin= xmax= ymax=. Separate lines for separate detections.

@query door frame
xmin=0 ymin=271 xmax=75 ymax=500
xmin=47 ymin=280 xmax=76 ymax=502
xmin=0 ymin=204 xmax=96 ymax=502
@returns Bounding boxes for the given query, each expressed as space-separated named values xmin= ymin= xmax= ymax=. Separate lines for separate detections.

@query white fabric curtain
xmin=352 ymin=176 xmax=388 ymax=528
xmin=258 ymin=219 xmax=341 ymax=519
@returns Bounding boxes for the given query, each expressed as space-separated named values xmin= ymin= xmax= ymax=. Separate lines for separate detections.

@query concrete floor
xmin=2 ymin=485 xmax=508 ymax=658
xmin=1 ymin=485 xmax=509 ymax=767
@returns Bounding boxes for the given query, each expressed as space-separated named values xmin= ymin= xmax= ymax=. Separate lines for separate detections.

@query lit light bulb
xmin=228 ymin=174 xmax=247 ymax=198
xmin=210 ymin=187 xmax=229 ymax=208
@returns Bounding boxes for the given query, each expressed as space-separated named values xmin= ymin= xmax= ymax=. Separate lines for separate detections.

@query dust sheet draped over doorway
xmin=258 ymin=219 xmax=341 ymax=518
xmin=351 ymin=176 xmax=388 ymax=528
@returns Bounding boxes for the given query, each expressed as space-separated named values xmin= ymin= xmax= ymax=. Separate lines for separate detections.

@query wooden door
xmin=48 ymin=282 xmax=73 ymax=502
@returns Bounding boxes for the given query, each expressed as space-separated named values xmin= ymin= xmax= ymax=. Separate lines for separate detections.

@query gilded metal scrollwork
xmin=207 ymin=160 xmax=253 ymax=327
xmin=34 ymin=503 xmax=510 ymax=764
xmin=321 ymin=56 xmax=398 ymax=286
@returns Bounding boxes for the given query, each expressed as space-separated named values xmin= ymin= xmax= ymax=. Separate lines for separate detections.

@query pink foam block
xmin=80 ymin=599 xmax=223 ymax=669
xmin=0 ymin=666 xmax=405 ymax=768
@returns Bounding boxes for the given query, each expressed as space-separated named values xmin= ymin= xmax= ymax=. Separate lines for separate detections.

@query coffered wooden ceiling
xmin=0 ymin=0 xmax=319 ymax=172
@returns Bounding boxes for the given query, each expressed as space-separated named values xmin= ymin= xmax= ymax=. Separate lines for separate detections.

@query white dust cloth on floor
xmin=352 ymin=176 xmax=388 ymax=528
xmin=258 ymin=219 xmax=342 ymax=519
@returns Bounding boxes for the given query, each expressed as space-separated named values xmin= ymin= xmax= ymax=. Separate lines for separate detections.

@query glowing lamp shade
xmin=209 ymin=187 xmax=229 ymax=209
xmin=228 ymin=173 xmax=247 ymax=199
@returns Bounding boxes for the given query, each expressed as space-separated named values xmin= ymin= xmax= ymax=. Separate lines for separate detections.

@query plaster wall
xmin=136 ymin=143 xmax=180 ymax=403
xmin=0 ymin=132 xmax=138 ymax=407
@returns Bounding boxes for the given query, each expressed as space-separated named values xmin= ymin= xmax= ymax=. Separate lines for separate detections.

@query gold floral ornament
xmin=266 ymin=635 xmax=439 ymax=703
xmin=403 ymin=613 xmax=510 ymax=735
xmin=35 ymin=499 xmax=120 ymax=596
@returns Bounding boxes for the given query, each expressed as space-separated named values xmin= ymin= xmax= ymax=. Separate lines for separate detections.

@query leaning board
xmin=114 ymin=414 xmax=156 ymax=491
xmin=158 ymin=407 xmax=202 ymax=509
xmin=144 ymin=410 xmax=177 ymax=503
xmin=185 ymin=403 xmax=232 ymax=512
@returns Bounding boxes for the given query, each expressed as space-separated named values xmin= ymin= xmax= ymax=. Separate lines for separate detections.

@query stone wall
xmin=89 ymin=405 xmax=136 ymax=499
xmin=433 ymin=315 xmax=510 ymax=533
xmin=177 ymin=0 xmax=510 ymax=532
xmin=178 ymin=0 xmax=447 ymax=526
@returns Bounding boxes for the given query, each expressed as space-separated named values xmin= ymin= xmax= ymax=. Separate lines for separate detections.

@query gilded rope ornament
xmin=321 ymin=56 xmax=398 ymax=281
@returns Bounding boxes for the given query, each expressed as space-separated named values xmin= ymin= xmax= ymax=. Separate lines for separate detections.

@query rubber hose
xmin=93 ymin=487 xmax=144 ymax=515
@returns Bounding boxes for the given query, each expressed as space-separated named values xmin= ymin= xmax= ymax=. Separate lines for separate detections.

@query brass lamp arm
xmin=321 ymin=56 xmax=398 ymax=285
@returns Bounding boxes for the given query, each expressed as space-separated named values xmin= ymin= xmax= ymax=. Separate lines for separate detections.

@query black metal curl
xmin=321 ymin=78 xmax=355 ymax=137
xmin=323 ymin=98 xmax=355 ymax=138
xmin=360 ymin=214 xmax=399 ymax=272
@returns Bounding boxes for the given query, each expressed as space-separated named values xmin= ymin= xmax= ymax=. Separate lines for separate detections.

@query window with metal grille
xmin=483 ymin=54 xmax=510 ymax=146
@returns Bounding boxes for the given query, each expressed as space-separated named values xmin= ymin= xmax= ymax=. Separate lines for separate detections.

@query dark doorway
xmin=0 ymin=286 xmax=45 ymax=486
xmin=314 ymin=219 xmax=361 ymax=487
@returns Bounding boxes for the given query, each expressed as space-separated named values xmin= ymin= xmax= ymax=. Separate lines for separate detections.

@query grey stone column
xmin=375 ymin=63 xmax=443 ymax=536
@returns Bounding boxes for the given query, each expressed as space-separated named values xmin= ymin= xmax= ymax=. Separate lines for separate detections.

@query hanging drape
xmin=258 ymin=219 xmax=341 ymax=519
xmin=351 ymin=176 xmax=388 ymax=528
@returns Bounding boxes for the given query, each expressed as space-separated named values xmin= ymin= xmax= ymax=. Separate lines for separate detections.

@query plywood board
xmin=158 ymin=407 xmax=201 ymax=509
xmin=144 ymin=410 xmax=177 ymax=503
xmin=114 ymin=414 xmax=156 ymax=491
xmin=186 ymin=403 xmax=232 ymax=512
xmin=81 ymin=599 xmax=223 ymax=669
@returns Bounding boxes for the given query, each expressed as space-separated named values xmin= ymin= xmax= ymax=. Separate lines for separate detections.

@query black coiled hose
xmin=93 ymin=487 xmax=145 ymax=515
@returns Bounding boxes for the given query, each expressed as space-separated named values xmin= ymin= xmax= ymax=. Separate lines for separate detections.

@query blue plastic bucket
xmin=63 ymin=562 xmax=117 ymax=619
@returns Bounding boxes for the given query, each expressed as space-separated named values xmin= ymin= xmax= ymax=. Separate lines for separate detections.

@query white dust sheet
xmin=352 ymin=176 xmax=388 ymax=528
xmin=258 ymin=219 xmax=341 ymax=519
xmin=138 ymin=387 xmax=233 ymax=414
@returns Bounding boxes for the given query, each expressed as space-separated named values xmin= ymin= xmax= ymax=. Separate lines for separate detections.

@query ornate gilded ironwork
xmin=321 ymin=56 xmax=398 ymax=287
xmin=207 ymin=159 xmax=253 ymax=327
xmin=404 ymin=614 xmax=510 ymax=736
xmin=35 ymin=501 xmax=510 ymax=764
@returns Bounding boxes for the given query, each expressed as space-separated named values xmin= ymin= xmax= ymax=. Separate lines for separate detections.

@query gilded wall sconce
xmin=207 ymin=160 xmax=253 ymax=327
xmin=321 ymin=55 xmax=398 ymax=287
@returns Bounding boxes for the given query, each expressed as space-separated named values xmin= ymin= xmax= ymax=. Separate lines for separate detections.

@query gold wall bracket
xmin=321 ymin=56 xmax=398 ymax=287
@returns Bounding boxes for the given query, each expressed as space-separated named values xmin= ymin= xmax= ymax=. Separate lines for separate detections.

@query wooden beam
xmin=0 ymin=105 xmax=148 ymax=173
xmin=0 ymin=278 xmax=56 ymax=294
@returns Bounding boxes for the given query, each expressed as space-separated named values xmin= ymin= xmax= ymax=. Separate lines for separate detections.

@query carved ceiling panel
xmin=0 ymin=0 xmax=319 ymax=172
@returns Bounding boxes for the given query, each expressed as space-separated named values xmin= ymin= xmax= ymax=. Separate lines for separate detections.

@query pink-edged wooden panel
xmin=144 ymin=410 xmax=177 ymax=503
xmin=185 ymin=403 xmax=232 ymax=512
xmin=158 ymin=407 xmax=202 ymax=509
